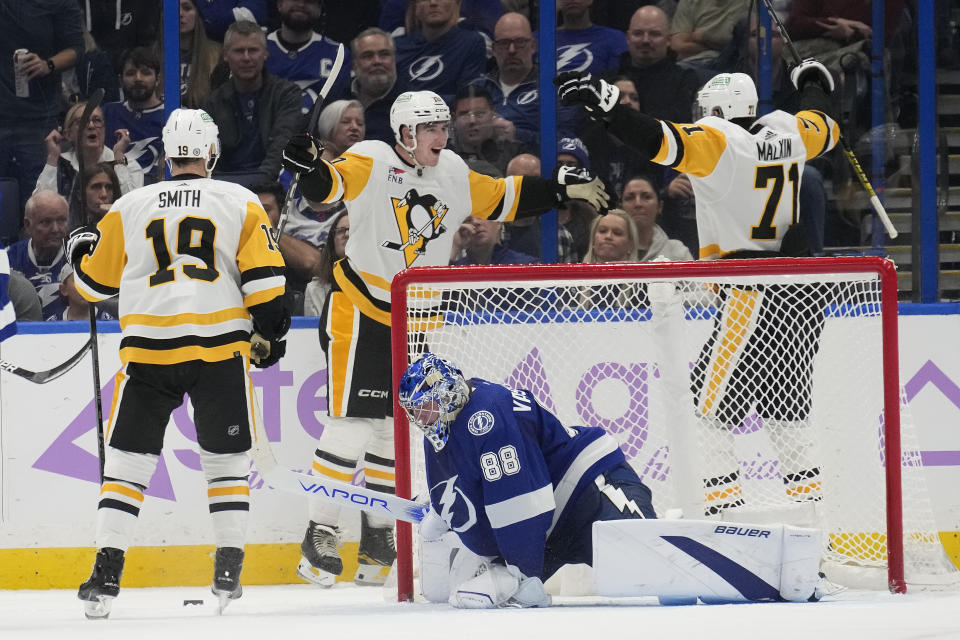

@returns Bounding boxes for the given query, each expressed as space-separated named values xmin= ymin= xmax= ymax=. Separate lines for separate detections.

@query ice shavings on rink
xmin=1 ymin=583 xmax=960 ymax=640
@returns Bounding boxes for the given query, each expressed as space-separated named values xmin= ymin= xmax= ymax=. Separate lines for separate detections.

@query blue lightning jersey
xmin=543 ymin=25 xmax=628 ymax=75
xmin=6 ymin=239 xmax=67 ymax=321
xmin=423 ymin=379 xmax=625 ymax=578
xmin=265 ymin=31 xmax=351 ymax=115
xmin=102 ymin=101 xmax=165 ymax=175
xmin=395 ymin=25 xmax=486 ymax=105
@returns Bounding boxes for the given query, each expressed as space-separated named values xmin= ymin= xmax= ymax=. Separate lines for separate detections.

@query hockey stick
xmin=74 ymin=88 xmax=107 ymax=481
xmin=0 ymin=337 xmax=92 ymax=384
xmin=248 ymin=403 xmax=428 ymax=524
xmin=275 ymin=43 xmax=346 ymax=241
xmin=757 ymin=0 xmax=898 ymax=239
xmin=381 ymin=211 xmax=448 ymax=251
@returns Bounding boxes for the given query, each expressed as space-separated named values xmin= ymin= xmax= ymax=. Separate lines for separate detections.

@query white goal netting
xmin=391 ymin=258 xmax=958 ymax=596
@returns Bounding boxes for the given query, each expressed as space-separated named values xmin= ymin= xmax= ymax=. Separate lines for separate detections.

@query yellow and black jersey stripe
xmin=74 ymin=176 xmax=285 ymax=366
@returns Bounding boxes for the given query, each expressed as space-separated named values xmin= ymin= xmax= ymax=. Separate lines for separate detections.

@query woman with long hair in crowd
xmin=303 ymin=211 xmax=350 ymax=316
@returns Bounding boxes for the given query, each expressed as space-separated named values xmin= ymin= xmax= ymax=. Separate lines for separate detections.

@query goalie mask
xmin=695 ymin=72 xmax=757 ymax=121
xmin=162 ymin=108 xmax=221 ymax=174
xmin=398 ymin=353 xmax=469 ymax=452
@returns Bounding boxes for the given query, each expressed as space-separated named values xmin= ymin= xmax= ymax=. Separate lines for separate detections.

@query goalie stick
xmin=274 ymin=42 xmax=346 ymax=240
xmin=74 ymin=88 xmax=108 ymax=482
xmin=758 ymin=0 xmax=898 ymax=239
xmin=248 ymin=399 xmax=428 ymax=524
xmin=0 ymin=337 xmax=92 ymax=384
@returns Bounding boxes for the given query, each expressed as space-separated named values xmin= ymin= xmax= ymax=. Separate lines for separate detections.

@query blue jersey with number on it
xmin=423 ymin=378 xmax=625 ymax=578
xmin=102 ymin=101 xmax=165 ymax=175
xmin=265 ymin=31 xmax=351 ymax=116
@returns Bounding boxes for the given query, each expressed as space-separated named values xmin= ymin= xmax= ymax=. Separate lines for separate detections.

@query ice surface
xmin=2 ymin=583 xmax=960 ymax=640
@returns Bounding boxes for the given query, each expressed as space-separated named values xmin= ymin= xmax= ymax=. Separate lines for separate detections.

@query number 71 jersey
xmin=652 ymin=109 xmax=839 ymax=259
xmin=73 ymin=176 xmax=286 ymax=366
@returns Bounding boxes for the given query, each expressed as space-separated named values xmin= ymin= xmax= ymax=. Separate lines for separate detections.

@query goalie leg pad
xmin=592 ymin=519 xmax=822 ymax=603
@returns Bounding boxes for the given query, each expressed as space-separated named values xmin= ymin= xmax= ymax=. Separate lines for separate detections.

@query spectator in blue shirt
xmin=395 ymin=0 xmax=486 ymax=105
xmin=471 ymin=13 xmax=542 ymax=147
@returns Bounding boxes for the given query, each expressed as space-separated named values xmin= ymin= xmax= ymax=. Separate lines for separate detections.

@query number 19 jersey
xmin=652 ymin=109 xmax=839 ymax=259
xmin=74 ymin=175 xmax=286 ymax=366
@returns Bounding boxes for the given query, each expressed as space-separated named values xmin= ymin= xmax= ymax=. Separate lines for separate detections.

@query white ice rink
xmin=2 ymin=583 xmax=960 ymax=640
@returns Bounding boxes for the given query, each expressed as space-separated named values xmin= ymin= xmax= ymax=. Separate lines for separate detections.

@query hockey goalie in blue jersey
xmin=398 ymin=353 xmax=656 ymax=609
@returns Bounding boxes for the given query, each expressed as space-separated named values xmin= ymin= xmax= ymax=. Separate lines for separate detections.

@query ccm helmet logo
xmin=358 ymin=389 xmax=389 ymax=398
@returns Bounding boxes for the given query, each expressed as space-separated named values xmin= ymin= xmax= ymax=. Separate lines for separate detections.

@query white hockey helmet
xmin=390 ymin=90 xmax=450 ymax=155
xmin=162 ymin=108 xmax=221 ymax=174
xmin=696 ymin=73 xmax=758 ymax=121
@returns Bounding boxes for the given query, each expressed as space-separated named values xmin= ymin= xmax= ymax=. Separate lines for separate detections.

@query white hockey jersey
xmin=651 ymin=109 xmax=839 ymax=259
xmin=74 ymin=176 xmax=286 ymax=366
xmin=317 ymin=140 xmax=525 ymax=325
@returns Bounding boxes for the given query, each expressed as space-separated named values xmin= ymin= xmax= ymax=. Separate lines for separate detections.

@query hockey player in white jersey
xmin=280 ymin=89 xmax=611 ymax=588
xmin=556 ymin=62 xmax=839 ymax=516
xmin=67 ymin=108 xmax=289 ymax=618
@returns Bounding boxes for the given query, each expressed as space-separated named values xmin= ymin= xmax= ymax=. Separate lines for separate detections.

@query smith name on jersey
xmin=73 ymin=177 xmax=286 ymax=366
xmin=423 ymin=380 xmax=625 ymax=578
xmin=651 ymin=109 xmax=839 ymax=259
xmin=309 ymin=140 xmax=533 ymax=326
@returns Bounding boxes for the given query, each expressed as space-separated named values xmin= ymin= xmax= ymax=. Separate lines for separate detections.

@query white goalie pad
xmin=593 ymin=519 xmax=821 ymax=603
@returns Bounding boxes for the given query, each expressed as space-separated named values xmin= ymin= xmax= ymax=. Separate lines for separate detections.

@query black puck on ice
xmin=183 ymin=599 xmax=204 ymax=606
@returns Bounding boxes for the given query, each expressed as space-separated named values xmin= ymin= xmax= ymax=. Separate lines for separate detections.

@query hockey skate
xmin=77 ymin=547 xmax=125 ymax=619
xmin=297 ymin=521 xmax=343 ymax=587
xmin=211 ymin=547 xmax=244 ymax=614
xmin=355 ymin=514 xmax=396 ymax=586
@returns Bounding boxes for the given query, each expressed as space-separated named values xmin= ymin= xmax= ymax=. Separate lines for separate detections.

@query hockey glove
xmin=553 ymin=165 xmax=611 ymax=212
xmin=282 ymin=133 xmax=325 ymax=174
xmin=64 ymin=225 xmax=100 ymax=266
xmin=555 ymin=71 xmax=620 ymax=115
xmin=250 ymin=332 xmax=286 ymax=368
xmin=790 ymin=59 xmax=835 ymax=94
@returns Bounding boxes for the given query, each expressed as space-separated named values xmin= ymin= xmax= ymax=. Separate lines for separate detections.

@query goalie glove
xmin=555 ymin=71 xmax=620 ymax=115
xmin=552 ymin=165 xmax=611 ymax=212
xmin=282 ymin=133 xmax=325 ymax=174
xmin=449 ymin=563 xmax=551 ymax=609
xmin=790 ymin=59 xmax=835 ymax=94
xmin=64 ymin=225 xmax=100 ymax=266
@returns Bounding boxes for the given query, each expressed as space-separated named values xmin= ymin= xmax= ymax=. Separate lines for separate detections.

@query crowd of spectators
xmin=0 ymin=0 xmax=942 ymax=320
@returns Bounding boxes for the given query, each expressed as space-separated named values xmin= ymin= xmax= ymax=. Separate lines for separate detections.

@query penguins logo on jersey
xmin=386 ymin=188 xmax=449 ymax=265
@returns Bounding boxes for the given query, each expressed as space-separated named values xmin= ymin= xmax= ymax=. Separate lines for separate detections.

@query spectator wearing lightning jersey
xmin=394 ymin=0 xmax=486 ymax=106
xmin=545 ymin=0 xmax=627 ymax=76
xmin=470 ymin=12 xmax=542 ymax=147
xmin=398 ymin=353 xmax=655 ymax=609
xmin=102 ymin=48 xmax=165 ymax=183
xmin=6 ymin=191 xmax=69 ymax=321
xmin=266 ymin=0 xmax=351 ymax=117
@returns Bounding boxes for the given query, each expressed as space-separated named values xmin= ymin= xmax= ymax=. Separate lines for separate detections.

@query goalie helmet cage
xmin=389 ymin=257 xmax=957 ymax=602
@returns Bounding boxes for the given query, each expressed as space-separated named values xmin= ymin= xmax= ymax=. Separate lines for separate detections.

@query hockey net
xmin=389 ymin=257 xmax=958 ymax=601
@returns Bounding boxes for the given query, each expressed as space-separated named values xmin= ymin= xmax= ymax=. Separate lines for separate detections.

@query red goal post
xmin=389 ymin=257 xmax=938 ymax=602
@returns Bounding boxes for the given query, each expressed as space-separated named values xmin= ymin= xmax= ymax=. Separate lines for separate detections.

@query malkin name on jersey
xmin=158 ymin=188 xmax=202 ymax=208
xmin=756 ymin=138 xmax=792 ymax=162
